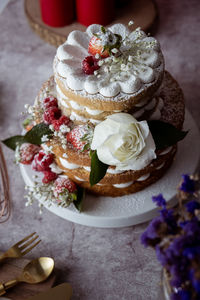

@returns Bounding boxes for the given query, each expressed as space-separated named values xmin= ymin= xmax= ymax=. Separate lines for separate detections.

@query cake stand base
xmin=20 ymin=109 xmax=200 ymax=228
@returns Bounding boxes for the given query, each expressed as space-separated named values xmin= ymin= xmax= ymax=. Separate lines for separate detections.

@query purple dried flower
xmin=180 ymin=174 xmax=195 ymax=194
xmin=190 ymin=269 xmax=200 ymax=294
xmin=152 ymin=194 xmax=166 ymax=208
xmin=185 ymin=200 xmax=200 ymax=214
xmin=183 ymin=246 xmax=200 ymax=260
xmin=155 ymin=245 xmax=168 ymax=266
xmin=181 ymin=219 xmax=200 ymax=236
xmin=171 ymin=289 xmax=191 ymax=300
xmin=140 ymin=216 xmax=163 ymax=247
xmin=141 ymin=173 xmax=200 ymax=298
xmin=160 ymin=208 xmax=177 ymax=232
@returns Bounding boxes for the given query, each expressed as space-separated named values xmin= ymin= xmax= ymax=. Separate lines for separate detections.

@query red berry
xmin=66 ymin=125 xmax=89 ymax=151
xmin=43 ymin=96 xmax=58 ymax=109
xmin=52 ymin=115 xmax=70 ymax=131
xmin=32 ymin=150 xmax=54 ymax=172
xmin=82 ymin=56 xmax=100 ymax=75
xmin=88 ymin=36 xmax=109 ymax=58
xmin=19 ymin=143 xmax=40 ymax=165
xmin=43 ymin=107 xmax=61 ymax=124
xmin=42 ymin=171 xmax=58 ymax=184
xmin=54 ymin=177 xmax=77 ymax=199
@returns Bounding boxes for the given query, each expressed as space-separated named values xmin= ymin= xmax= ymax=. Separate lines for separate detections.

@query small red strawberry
xmin=88 ymin=36 xmax=109 ymax=58
xmin=53 ymin=177 xmax=77 ymax=203
xmin=32 ymin=150 xmax=54 ymax=172
xmin=42 ymin=170 xmax=58 ymax=184
xmin=88 ymin=27 xmax=122 ymax=59
xmin=52 ymin=115 xmax=70 ymax=131
xmin=18 ymin=143 xmax=40 ymax=165
xmin=82 ymin=56 xmax=100 ymax=75
xmin=66 ymin=125 xmax=89 ymax=151
xmin=43 ymin=96 xmax=58 ymax=109
xmin=54 ymin=177 xmax=77 ymax=195
xmin=43 ymin=106 xmax=61 ymax=124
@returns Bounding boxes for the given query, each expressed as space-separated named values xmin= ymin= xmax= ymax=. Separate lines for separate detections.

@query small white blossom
xmin=41 ymin=134 xmax=49 ymax=142
xmin=60 ymin=124 xmax=70 ymax=133
xmin=98 ymin=60 xmax=104 ymax=66
xmin=49 ymin=124 xmax=54 ymax=131
xmin=111 ymin=48 xmax=118 ymax=54
xmin=95 ymin=53 xmax=100 ymax=59
xmin=128 ymin=20 xmax=134 ymax=26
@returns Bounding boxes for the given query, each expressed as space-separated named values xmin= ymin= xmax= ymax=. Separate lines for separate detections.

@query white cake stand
xmin=20 ymin=109 xmax=200 ymax=228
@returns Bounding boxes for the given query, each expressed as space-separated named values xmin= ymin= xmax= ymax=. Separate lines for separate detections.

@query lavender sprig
xmin=141 ymin=174 xmax=200 ymax=300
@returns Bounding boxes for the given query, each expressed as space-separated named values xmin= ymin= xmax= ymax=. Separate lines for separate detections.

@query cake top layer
xmin=55 ymin=23 xmax=164 ymax=98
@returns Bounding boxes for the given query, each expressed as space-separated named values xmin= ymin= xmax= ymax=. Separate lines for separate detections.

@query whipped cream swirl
xmin=55 ymin=24 xmax=164 ymax=97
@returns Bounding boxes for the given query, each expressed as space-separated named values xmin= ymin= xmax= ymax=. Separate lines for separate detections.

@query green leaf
xmin=22 ymin=118 xmax=32 ymax=128
xmin=24 ymin=123 xmax=53 ymax=145
xmin=2 ymin=123 xmax=53 ymax=151
xmin=2 ymin=135 xmax=26 ymax=150
xmin=148 ymin=120 xmax=188 ymax=150
xmin=101 ymin=26 xmax=106 ymax=34
xmin=89 ymin=150 xmax=109 ymax=186
xmin=74 ymin=186 xmax=85 ymax=212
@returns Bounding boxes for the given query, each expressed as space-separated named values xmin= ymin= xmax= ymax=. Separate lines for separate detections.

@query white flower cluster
xmin=49 ymin=124 xmax=70 ymax=150
xmin=24 ymin=180 xmax=71 ymax=214
xmin=93 ymin=27 xmax=158 ymax=83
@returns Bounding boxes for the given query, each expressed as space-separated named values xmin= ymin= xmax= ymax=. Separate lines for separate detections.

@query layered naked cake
xmin=29 ymin=22 xmax=185 ymax=197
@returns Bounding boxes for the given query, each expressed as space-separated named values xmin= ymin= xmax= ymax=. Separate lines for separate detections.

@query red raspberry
xmin=43 ymin=106 xmax=61 ymax=124
xmin=43 ymin=96 xmax=58 ymax=109
xmin=18 ymin=143 xmax=40 ymax=165
xmin=52 ymin=115 xmax=70 ymax=131
xmin=66 ymin=125 xmax=89 ymax=151
xmin=53 ymin=177 xmax=77 ymax=199
xmin=42 ymin=171 xmax=58 ymax=184
xmin=82 ymin=56 xmax=100 ymax=75
xmin=32 ymin=150 xmax=54 ymax=172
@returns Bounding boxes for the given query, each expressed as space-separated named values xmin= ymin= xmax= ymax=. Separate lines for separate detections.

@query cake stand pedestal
xmin=24 ymin=0 xmax=157 ymax=47
xmin=20 ymin=109 xmax=200 ymax=228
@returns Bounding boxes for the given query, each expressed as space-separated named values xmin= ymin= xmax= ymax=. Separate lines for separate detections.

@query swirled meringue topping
xmin=55 ymin=23 xmax=164 ymax=97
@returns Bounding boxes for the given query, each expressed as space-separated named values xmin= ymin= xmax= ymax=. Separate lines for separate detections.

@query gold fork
xmin=0 ymin=232 xmax=41 ymax=263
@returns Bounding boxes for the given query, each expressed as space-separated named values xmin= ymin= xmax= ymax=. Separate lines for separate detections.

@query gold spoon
xmin=0 ymin=257 xmax=54 ymax=296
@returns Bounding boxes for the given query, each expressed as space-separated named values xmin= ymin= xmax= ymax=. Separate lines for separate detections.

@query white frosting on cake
xmin=55 ymin=24 xmax=164 ymax=97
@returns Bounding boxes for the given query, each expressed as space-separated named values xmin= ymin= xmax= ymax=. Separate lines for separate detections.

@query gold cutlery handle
xmin=0 ymin=253 xmax=7 ymax=264
xmin=0 ymin=283 xmax=6 ymax=296
xmin=0 ymin=279 xmax=18 ymax=295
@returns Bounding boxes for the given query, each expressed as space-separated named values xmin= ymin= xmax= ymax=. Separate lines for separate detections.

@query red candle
xmin=76 ymin=0 xmax=115 ymax=26
xmin=40 ymin=0 xmax=75 ymax=27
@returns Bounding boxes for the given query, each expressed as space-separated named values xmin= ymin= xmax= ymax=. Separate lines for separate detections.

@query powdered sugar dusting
xmin=55 ymin=23 xmax=164 ymax=98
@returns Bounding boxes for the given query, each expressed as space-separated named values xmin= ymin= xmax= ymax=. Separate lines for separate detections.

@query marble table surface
xmin=0 ymin=1 xmax=199 ymax=299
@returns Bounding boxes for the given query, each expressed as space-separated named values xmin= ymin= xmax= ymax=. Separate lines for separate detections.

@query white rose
xmin=91 ymin=113 xmax=156 ymax=171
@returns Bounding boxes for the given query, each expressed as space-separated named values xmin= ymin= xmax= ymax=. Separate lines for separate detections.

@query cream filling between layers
xmin=58 ymin=156 xmax=167 ymax=188
xmin=57 ymin=83 xmax=164 ymax=123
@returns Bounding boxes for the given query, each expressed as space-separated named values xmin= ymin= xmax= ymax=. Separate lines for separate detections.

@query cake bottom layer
xmin=55 ymin=147 xmax=177 ymax=197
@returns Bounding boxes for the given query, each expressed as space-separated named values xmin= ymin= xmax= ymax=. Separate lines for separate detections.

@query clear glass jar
xmin=162 ymin=268 xmax=172 ymax=300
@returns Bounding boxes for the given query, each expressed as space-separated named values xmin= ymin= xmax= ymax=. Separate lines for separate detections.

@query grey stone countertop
xmin=0 ymin=1 xmax=199 ymax=299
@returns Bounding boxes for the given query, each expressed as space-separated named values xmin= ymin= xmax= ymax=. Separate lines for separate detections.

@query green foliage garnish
xmin=2 ymin=123 xmax=53 ymax=150
xmin=148 ymin=120 xmax=188 ymax=150
xmin=89 ymin=150 xmax=109 ymax=186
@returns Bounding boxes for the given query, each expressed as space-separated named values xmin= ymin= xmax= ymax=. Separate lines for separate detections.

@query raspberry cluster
xmin=43 ymin=96 xmax=70 ymax=131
